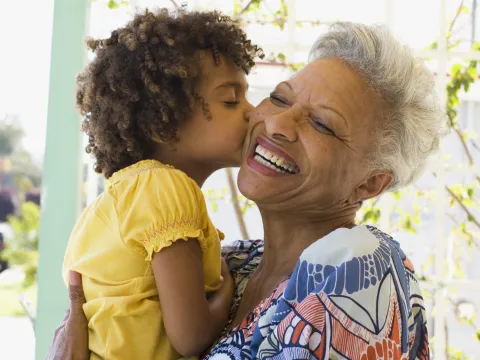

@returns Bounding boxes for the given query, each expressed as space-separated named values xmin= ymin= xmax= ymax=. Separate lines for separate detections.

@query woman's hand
xmin=45 ymin=271 xmax=89 ymax=360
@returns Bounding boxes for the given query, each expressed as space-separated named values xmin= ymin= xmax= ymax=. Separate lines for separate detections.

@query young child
xmin=62 ymin=8 xmax=263 ymax=360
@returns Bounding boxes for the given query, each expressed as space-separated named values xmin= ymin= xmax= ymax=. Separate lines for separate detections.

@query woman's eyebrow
xmin=277 ymin=81 xmax=293 ymax=91
xmin=277 ymin=80 xmax=347 ymax=127
xmin=312 ymin=103 xmax=347 ymax=128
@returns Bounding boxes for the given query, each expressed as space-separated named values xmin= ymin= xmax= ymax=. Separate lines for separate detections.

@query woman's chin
xmin=237 ymin=162 xmax=294 ymax=203
xmin=237 ymin=166 xmax=262 ymax=201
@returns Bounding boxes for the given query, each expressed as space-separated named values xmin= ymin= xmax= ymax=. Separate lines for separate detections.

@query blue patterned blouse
xmin=205 ymin=225 xmax=429 ymax=360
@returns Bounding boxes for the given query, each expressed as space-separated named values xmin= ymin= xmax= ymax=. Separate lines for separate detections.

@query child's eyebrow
xmin=215 ymin=81 xmax=248 ymax=91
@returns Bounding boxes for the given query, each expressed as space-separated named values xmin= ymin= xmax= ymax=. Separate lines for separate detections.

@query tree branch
xmin=447 ymin=213 xmax=480 ymax=250
xmin=445 ymin=185 xmax=480 ymax=229
xmin=449 ymin=0 xmax=466 ymax=34
xmin=447 ymin=213 xmax=458 ymax=224
xmin=451 ymin=124 xmax=480 ymax=183
xmin=239 ymin=0 xmax=257 ymax=15
xmin=451 ymin=123 xmax=474 ymax=165
xmin=169 ymin=0 xmax=180 ymax=9
xmin=444 ymin=317 xmax=449 ymax=359
xmin=225 ymin=168 xmax=250 ymax=239
xmin=470 ymin=139 xmax=480 ymax=153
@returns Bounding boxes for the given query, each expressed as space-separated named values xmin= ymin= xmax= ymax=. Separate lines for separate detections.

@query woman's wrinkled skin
xmin=226 ymin=58 xmax=393 ymax=328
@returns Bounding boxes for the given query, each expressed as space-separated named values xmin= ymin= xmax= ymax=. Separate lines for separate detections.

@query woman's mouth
xmin=253 ymin=144 xmax=299 ymax=174
xmin=247 ymin=136 xmax=300 ymax=176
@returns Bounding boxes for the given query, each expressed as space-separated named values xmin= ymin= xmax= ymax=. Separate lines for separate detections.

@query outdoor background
xmin=1 ymin=0 xmax=480 ymax=359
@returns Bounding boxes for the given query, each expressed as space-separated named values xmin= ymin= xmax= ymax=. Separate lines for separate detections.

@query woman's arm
xmin=45 ymin=272 xmax=89 ymax=360
xmin=152 ymin=239 xmax=234 ymax=357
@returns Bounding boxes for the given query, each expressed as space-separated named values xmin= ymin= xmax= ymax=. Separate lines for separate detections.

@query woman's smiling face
xmin=238 ymin=58 xmax=393 ymax=213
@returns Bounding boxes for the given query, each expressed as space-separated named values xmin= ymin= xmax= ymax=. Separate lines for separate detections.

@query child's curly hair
xmin=77 ymin=8 xmax=263 ymax=178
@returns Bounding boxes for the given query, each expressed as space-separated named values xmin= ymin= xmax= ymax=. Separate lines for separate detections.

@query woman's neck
xmin=257 ymin=207 xmax=357 ymax=279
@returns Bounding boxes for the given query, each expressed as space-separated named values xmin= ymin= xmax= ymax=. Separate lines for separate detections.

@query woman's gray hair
xmin=309 ymin=22 xmax=445 ymax=191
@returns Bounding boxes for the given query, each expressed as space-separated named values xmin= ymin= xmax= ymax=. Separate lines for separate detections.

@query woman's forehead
xmin=288 ymin=59 xmax=366 ymax=96
xmin=286 ymin=58 xmax=387 ymax=128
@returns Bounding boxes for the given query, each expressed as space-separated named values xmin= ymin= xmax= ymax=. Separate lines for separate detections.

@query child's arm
xmin=151 ymin=238 xmax=234 ymax=357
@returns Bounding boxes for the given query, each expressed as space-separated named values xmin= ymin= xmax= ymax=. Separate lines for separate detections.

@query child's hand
xmin=220 ymin=257 xmax=234 ymax=294
xmin=207 ymin=258 xmax=234 ymax=324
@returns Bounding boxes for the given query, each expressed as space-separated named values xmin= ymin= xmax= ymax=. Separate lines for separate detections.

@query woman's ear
xmin=351 ymin=172 xmax=393 ymax=203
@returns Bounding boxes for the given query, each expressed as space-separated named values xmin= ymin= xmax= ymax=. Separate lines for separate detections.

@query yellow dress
xmin=63 ymin=160 xmax=223 ymax=360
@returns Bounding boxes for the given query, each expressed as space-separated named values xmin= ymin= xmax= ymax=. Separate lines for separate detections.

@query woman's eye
xmin=269 ymin=93 xmax=288 ymax=106
xmin=313 ymin=120 xmax=336 ymax=136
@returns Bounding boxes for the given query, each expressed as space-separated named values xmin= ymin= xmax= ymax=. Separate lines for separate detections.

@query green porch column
xmin=35 ymin=1 xmax=90 ymax=358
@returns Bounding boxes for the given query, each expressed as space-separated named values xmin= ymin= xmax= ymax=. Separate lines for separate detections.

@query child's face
xmin=172 ymin=52 xmax=253 ymax=170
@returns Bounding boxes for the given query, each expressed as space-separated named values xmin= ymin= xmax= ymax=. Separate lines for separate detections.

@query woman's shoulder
xmin=301 ymin=225 xmax=414 ymax=271
xmin=259 ymin=225 xmax=428 ymax=358
xmin=294 ymin=225 xmax=419 ymax=298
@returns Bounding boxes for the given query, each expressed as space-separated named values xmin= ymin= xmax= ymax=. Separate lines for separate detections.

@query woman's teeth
xmin=253 ymin=144 xmax=299 ymax=174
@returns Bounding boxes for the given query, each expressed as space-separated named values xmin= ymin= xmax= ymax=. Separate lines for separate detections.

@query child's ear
xmin=151 ymin=132 xmax=167 ymax=144
xmin=151 ymin=132 xmax=178 ymax=152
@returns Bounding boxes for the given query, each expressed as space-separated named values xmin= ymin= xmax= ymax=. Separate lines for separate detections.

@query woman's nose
xmin=265 ymin=109 xmax=298 ymax=142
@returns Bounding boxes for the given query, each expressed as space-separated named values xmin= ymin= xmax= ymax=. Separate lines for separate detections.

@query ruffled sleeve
xmin=115 ymin=165 xmax=208 ymax=262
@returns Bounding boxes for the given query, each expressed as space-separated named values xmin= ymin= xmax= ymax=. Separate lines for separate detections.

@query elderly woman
xmin=47 ymin=22 xmax=440 ymax=359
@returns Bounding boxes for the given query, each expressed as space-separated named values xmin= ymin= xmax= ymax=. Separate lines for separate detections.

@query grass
xmin=0 ymin=270 xmax=37 ymax=317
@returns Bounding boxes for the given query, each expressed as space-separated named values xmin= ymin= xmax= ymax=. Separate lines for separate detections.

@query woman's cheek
xmin=250 ymin=100 xmax=271 ymax=124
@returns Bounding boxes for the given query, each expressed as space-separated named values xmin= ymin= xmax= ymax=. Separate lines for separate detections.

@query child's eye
xmin=224 ymin=101 xmax=239 ymax=107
